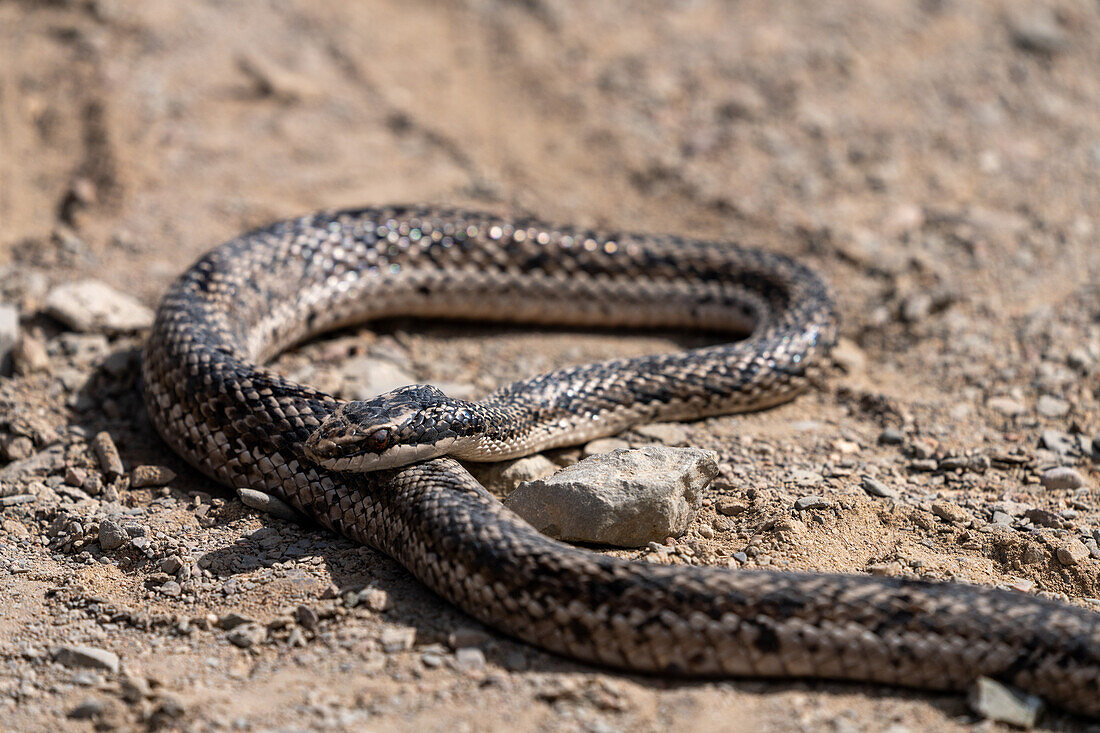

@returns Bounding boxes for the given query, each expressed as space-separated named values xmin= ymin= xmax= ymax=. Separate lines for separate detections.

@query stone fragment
xmin=793 ymin=495 xmax=830 ymax=511
xmin=91 ymin=432 xmax=124 ymax=478
xmin=1039 ymin=466 xmax=1085 ymax=491
xmin=987 ymin=396 xmax=1026 ymax=416
xmin=44 ymin=280 xmax=153 ymax=333
xmin=1057 ymin=539 xmax=1089 ymax=566
xmin=380 ymin=627 xmax=415 ymax=653
xmin=1036 ymin=395 xmax=1069 ymax=419
xmin=130 ymin=465 xmax=176 ymax=488
xmin=236 ymin=488 xmax=298 ymax=520
xmin=226 ymin=623 xmax=266 ymax=648
xmin=97 ymin=518 xmax=129 ymax=550
xmin=967 ymin=676 xmax=1044 ymax=728
xmin=715 ymin=497 xmax=748 ymax=516
xmin=53 ymin=645 xmax=120 ymax=673
xmin=860 ymin=476 xmax=898 ymax=499
xmin=931 ymin=501 xmax=972 ymax=525
xmin=503 ymin=446 xmax=717 ymax=547
xmin=12 ymin=333 xmax=49 ymax=374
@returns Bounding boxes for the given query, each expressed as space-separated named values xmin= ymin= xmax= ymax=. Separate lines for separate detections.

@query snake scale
xmin=142 ymin=205 xmax=1100 ymax=717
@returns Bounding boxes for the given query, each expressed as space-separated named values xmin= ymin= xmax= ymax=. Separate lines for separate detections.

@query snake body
xmin=142 ymin=205 xmax=1100 ymax=717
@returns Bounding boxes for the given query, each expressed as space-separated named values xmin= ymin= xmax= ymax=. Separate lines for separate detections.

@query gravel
xmin=504 ymin=446 xmax=717 ymax=547
xmin=43 ymin=280 xmax=154 ymax=333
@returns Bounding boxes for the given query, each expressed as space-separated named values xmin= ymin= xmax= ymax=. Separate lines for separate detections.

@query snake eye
xmin=367 ymin=428 xmax=391 ymax=452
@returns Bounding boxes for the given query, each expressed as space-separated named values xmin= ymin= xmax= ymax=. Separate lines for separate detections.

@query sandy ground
xmin=1 ymin=0 xmax=1100 ymax=730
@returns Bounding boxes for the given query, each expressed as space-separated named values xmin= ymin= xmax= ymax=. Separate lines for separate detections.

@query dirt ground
xmin=2 ymin=0 xmax=1100 ymax=730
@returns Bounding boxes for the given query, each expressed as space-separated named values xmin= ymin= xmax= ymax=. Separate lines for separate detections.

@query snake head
xmin=304 ymin=384 xmax=483 ymax=471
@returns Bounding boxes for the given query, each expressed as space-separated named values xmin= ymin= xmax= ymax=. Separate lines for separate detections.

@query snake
xmin=141 ymin=204 xmax=1100 ymax=718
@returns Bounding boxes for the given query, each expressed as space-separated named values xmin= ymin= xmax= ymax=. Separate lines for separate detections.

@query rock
xmin=160 ymin=555 xmax=183 ymax=574
xmin=0 ymin=303 xmax=17 ymax=375
xmin=53 ymin=645 xmax=120 ymax=673
xmin=359 ymin=587 xmax=392 ymax=612
xmin=453 ymin=647 xmax=486 ymax=672
xmin=130 ymin=465 xmax=176 ymax=488
xmin=583 ymin=438 xmax=631 ymax=456
xmin=380 ymin=627 xmax=415 ymax=653
xmin=91 ymin=432 xmax=124 ymax=478
xmin=236 ymin=488 xmax=298 ymax=520
xmin=860 ymin=476 xmax=898 ymax=499
xmin=339 ymin=357 xmax=415 ymax=400
xmin=793 ymin=495 xmax=830 ymax=511
xmin=967 ymin=676 xmax=1044 ymax=728
xmin=69 ymin=697 xmax=107 ymax=719
xmin=64 ymin=466 xmax=88 ymax=486
xmin=931 ymin=501 xmax=971 ymax=526
xmin=44 ymin=280 xmax=154 ymax=334
xmin=12 ymin=333 xmax=49 ymax=374
xmin=987 ymin=396 xmax=1026 ymax=417
xmin=468 ymin=455 xmax=558 ymax=495
xmin=448 ymin=627 xmax=490 ymax=649
xmin=236 ymin=52 xmax=320 ymax=103
xmin=1036 ymin=395 xmax=1069 ymax=419
xmin=1039 ymin=466 xmax=1085 ymax=490
xmin=632 ymin=422 xmax=689 ymax=446
xmin=1 ymin=435 xmax=34 ymax=461
xmin=216 ymin=612 xmax=257 ymax=631
xmin=1057 ymin=539 xmax=1089 ymax=566
xmin=226 ymin=623 xmax=266 ymax=648
xmin=1008 ymin=7 xmax=1067 ymax=55
xmin=0 ymin=493 xmax=36 ymax=506
xmin=295 ymin=605 xmax=319 ymax=631
xmin=159 ymin=580 xmax=181 ymax=597
xmin=1040 ymin=429 xmax=1076 ymax=455
xmin=900 ymin=292 xmax=933 ymax=323
xmin=97 ymin=518 xmax=129 ymax=550
xmin=788 ymin=469 xmax=823 ymax=487
xmin=503 ymin=446 xmax=717 ymax=548
xmin=715 ymin=497 xmax=748 ymax=516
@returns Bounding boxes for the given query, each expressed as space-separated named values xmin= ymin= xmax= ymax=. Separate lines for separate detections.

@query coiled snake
xmin=142 ymin=205 xmax=1100 ymax=717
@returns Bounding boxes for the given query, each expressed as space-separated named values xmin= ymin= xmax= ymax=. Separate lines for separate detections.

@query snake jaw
xmin=303 ymin=385 xmax=482 ymax=471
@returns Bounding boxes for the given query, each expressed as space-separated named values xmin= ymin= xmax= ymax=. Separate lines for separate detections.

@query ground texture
xmin=1 ymin=0 xmax=1099 ymax=730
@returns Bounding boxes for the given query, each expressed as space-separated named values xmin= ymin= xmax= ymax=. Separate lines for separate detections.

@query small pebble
xmin=1036 ymin=395 xmax=1069 ymax=419
xmin=931 ymin=501 xmax=971 ymax=525
xmin=295 ymin=605 xmax=319 ymax=631
xmin=91 ymin=432 xmax=124 ymax=478
xmin=1 ymin=435 xmax=33 ymax=461
xmin=1039 ymin=466 xmax=1085 ymax=491
xmin=13 ymin=333 xmax=50 ymax=374
xmin=715 ymin=497 xmax=748 ymax=516
xmin=43 ymin=280 xmax=154 ymax=333
xmin=360 ymin=587 xmax=392 ymax=612
xmin=130 ymin=465 xmax=176 ymax=488
xmin=380 ymin=627 xmax=415 ymax=653
xmin=97 ymin=518 xmax=129 ymax=550
xmin=226 ymin=623 xmax=266 ymax=648
xmin=53 ymin=645 xmax=120 ymax=673
xmin=69 ymin=697 xmax=107 ymax=719
xmin=236 ymin=488 xmax=298 ymax=520
xmin=793 ymin=495 xmax=830 ymax=511
xmin=64 ymin=466 xmax=88 ymax=486
xmin=987 ymin=396 xmax=1026 ymax=416
xmin=453 ymin=647 xmax=486 ymax=672
xmin=1040 ymin=429 xmax=1076 ymax=454
xmin=860 ymin=476 xmax=898 ymax=499
xmin=1057 ymin=539 xmax=1089 ymax=566
xmin=967 ymin=676 xmax=1044 ymax=727
xmin=0 ymin=303 xmax=18 ymax=376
